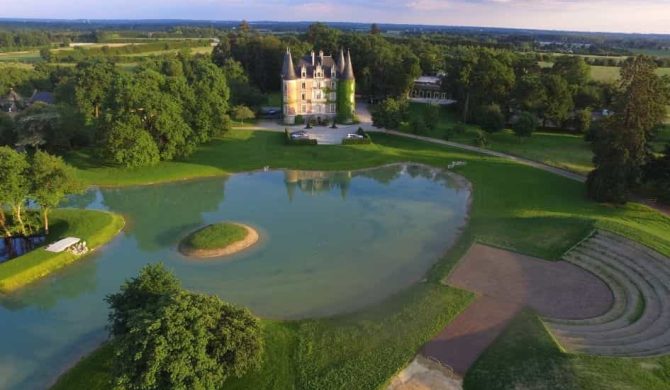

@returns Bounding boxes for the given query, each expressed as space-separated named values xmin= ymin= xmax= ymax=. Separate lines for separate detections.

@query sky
xmin=1 ymin=0 xmax=669 ymax=34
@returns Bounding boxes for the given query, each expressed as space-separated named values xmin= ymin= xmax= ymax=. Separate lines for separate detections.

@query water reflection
xmin=98 ymin=178 xmax=227 ymax=252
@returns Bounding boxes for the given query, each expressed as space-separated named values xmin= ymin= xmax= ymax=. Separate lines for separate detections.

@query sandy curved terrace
xmin=178 ymin=224 xmax=259 ymax=259
xmin=421 ymin=244 xmax=613 ymax=377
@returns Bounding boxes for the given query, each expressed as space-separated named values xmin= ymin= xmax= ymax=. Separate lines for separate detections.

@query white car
xmin=345 ymin=133 xmax=364 ymax=139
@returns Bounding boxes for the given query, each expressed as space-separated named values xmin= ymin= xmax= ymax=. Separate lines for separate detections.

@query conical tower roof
xmin=337 ymin=48 xmax=346 ymax=74
xmin=342 ymin=49 xmax=355 ymax=80
xmin=282 ymin=48 xmax=297 ymax=80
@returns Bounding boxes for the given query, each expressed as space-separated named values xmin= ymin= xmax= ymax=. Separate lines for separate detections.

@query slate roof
xmin=30 ymin=91 xmax=55 ymax=105
xmin=282 ymin=49 xmax=354 ymax=80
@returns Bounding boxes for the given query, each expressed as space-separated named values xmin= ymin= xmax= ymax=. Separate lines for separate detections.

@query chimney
xmin=311 ymin=50 xmax=315 ymax=65
xmin=319 ymin=50 xmax=324 ymax=64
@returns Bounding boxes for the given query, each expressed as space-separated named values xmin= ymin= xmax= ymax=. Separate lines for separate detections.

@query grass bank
xmin=403 ymin=103 xmax=594 ymax=175
xmin=56 ymin=130 xmax=670 ymax=389
xmin=0 ymin=209 xmax=125 ymax=293
xmin=465 ymin=310 xmax=670 ymax=390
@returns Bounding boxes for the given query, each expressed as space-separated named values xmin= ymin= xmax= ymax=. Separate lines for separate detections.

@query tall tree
xmin=551 ymin=56 xmax=590 ymax=88
xmin=541 ymin=74 xmax=574 ymax=126
xmin=0 ymin=147 xmax=30 ymax=236
xmin=30 ymin=151 xmax=82 ymax=234
xmin=107 ymin=264 xmax=263 ymax=390
xmin=587 ymin=56 xmax=669 ymax=203
xmin=73 ymin=60 xmax=117 ymax=121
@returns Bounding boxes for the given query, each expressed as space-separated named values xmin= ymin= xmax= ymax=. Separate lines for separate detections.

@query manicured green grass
xmin=51 ymin=343 xmax=115 ymax=390
xmin=404 ymin=103 xmax=594 ymax=175
xmin=465 ymin=310 xmax=670 ymax=390
xmin=182 ymin=222 xmax=248 ymax=250
xmin=55 ymin=130 xmax=670 ymax=389
xmin=0 ymin=209 xmax=125 ymax=293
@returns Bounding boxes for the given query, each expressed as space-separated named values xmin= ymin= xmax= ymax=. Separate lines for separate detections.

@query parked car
xmin=345 ymin=133 xmax=364 ymax=139
xmin=290 ymin=131 xmax=310 ymax=140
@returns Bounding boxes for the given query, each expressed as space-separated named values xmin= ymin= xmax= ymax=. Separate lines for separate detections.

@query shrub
xmin=410 ymin=116 xmax=428 ymax=135
xmin=294 ymin=115 xmax=305 ymax=125
xmin=574 ymin=109 xmax=592 ymax=134
xmin=285 ymin=128 xmax=317 ymax=145
xmin=343 ymin=128 xmax=372 ymax=145
xmin=512 ymin=112 xmax=538 ymax=139
xmin=473 ymin=131 xmax=489 ymax=147
xmin=477 ymin=104 xmax=505 ymax=133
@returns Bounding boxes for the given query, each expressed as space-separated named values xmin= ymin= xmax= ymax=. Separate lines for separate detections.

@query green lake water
xmin=0 ymin=164 xmax=470 ymax=389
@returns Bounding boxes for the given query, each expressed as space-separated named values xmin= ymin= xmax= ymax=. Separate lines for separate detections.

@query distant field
xmin=0 ymin=61 xmax=34 ymax=70
xmin=589 ymin=65 xmax=670 ymax=83
xmin=631 ymin=48 xmax=670 ymax=58
xmin=0 ymin=50 xmax=41 ymax=63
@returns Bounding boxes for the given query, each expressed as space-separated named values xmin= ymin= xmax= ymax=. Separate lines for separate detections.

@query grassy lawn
xmin=55 ymin=130 xmax=670 ymax=389
xmin=465 ymin=310 xmax=670 ymax=390
xmin=0 ymin=209 xmax=125 ymax=293
xmin=181 ymin=222 xmax=248 ymax=250
xmin=404 ymin=103 xmax=594 ymax=175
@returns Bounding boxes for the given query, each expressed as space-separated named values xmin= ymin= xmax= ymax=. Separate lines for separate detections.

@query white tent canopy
xmin=45 ymin=237 xmax=81 ymax=253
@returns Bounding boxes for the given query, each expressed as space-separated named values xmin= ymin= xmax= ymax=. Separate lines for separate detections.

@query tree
xmin=424 ymin=104 xmax=440 ymax=131
xmin=372 ymin=97 xmax=408 ymax=129
xmin=232 ymin=105 xmax=255 ymax=123
xmin=615 ymin=56 xmax=669 ymax=138
xmin=211 ymin=38 xmax=231 ymax=67
xmin=370 ymin=23 xmax=381 ymax=35
xmin=587 ymin=118 xmax=643 ymax=203
xmin=477 ymin=104 xmax=505 ymax=133
xmin=105 ymin=117 xmax=160 ymax=168
xmin=513 ymin=74 xmax=547 ymax=114
xmin=587 ymin=56 xmax=669 ymax=203
xmin=107 ymin=264 xmax=263 ymax=390
xmin=0 ymin=112 xmax=16 ymax=146
xmin=73 ymin=60 xmax=117 ymax=121
xmin=30 ymin=151 xmax=82 ymax=234
xmin=552 ymin=56 xmax=590 ymax=88
xmin=541 ymin=74 xmax=574 ymax=126
xmin=0 ymin=147 xmax=30 ymax=236
xmin=574 ymin=109 xmax=592 ymax=134
xmin=513 ymin=112 xmax=537 ymax=139
xmin=106 ymin=263 xmax=182 ymax=337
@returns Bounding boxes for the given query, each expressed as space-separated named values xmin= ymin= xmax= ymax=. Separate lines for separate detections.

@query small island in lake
xmin=178 ymin=222 xmax=259 ymax=258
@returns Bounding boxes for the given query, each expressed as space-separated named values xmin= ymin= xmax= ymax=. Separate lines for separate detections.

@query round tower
xmin=336 ymin=49 xmax=356 ymax=124
xmin=281 ymin=48 xmax=299 ymax=124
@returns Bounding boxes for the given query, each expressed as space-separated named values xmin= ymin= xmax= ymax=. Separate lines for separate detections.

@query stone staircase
xmin=545 ymin=230 xmax=670 ymax=357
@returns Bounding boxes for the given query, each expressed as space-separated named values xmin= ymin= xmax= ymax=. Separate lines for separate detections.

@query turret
xmin=337 ymin=48 xmax=346 ymax=75
xmin=342 ymin=50 xmax=355 ymax=80
xmin=282 ymin=48 xmax=297 ymax=80
xmin=336 ymin=49 xmax=356 ymax=123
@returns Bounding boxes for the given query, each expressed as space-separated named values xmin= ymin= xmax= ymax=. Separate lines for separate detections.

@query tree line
xmin=1 ymin=53 xmax=235 ymax=168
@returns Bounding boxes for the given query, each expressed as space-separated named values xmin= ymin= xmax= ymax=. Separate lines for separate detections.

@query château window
xmin=332 ymin=81 xmax=336 ymax=88
xmin=302 ymin=105 xmax=306 ymax=113
xmin=316 ymin=92 xmax=321 ymax=99
xmin=301 ymin=93 xmax=306 ymax=100
xmin=302 ymin=82 xmax=306 ymax=89
xmin=330 ymin=103 xmax=336 ymax=113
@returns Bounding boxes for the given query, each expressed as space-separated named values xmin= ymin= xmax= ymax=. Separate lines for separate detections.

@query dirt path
xmin=421 ymin=244 xmax=613 ymax=376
